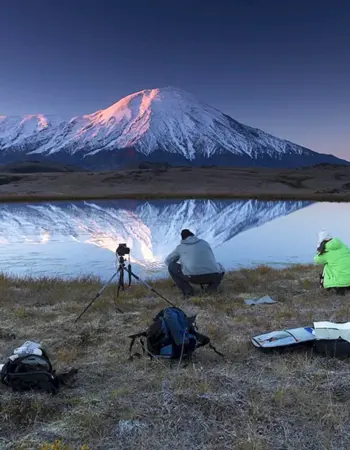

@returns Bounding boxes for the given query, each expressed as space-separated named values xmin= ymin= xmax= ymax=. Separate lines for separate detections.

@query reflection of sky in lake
xmin=0 ymin=199 xmax=348 ymax=280
xmin=227 ymin=202 xmax=350 ymax=267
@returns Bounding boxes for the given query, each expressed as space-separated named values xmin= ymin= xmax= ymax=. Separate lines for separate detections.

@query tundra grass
xmin=1 ymin=265 xmax=350 ymax=449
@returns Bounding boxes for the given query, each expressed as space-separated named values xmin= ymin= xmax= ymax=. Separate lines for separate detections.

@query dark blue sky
xmin=0 ymin=0 xmax=349 ymax=157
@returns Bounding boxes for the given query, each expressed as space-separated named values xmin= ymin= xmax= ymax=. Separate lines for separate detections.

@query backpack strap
xmin=128 ymin=331 xmax=147 ymax=360
xmin=1 ymin=360 xmax=12 ymax=386
xmin=55 ymin=368 xmax=78 ymax=387
xmin=194 ymin=331 xmax=225 ymax=357
xmin=194 ymin=331 xmax=210 ymax=348
xmin=207 ymin=343 xmax=225 ymax=357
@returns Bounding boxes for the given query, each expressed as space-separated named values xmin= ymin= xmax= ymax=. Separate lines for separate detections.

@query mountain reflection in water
xmin=0 ymin=198 xmax=314 ymax=279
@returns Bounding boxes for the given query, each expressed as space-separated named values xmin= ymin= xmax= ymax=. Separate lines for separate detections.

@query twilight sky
xmin=0 ymin=0 xmax=349 ymax=158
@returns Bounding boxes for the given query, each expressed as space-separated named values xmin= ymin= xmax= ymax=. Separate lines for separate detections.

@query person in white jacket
xmin=165 ymin=229 xmax=224 ymax=297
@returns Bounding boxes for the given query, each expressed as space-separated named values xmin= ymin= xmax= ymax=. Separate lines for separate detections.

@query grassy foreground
xmin=1 ymin=265 xmax=350 ymax=450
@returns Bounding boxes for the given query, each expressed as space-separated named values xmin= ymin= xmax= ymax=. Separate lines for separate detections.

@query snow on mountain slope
xmin=25 ymin=87 xmax=250 ymax=158
xmin=0 ymin=114 xmax=63 ymax=152
xmin=0 ymin=86 xmax=332 ymax=166
xmin=0 ymin=199 xmax=311 ymax=270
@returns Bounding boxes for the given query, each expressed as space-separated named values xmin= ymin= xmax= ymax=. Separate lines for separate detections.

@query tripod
xmin=75 ymin=254 xmax=176 ymax=323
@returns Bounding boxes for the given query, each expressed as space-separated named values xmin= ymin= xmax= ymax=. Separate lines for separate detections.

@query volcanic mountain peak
xmin=0 ymin=86 xmax=348 ymax=169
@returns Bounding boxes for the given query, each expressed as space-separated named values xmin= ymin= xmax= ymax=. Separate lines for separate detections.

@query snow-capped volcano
xmin=0 ymin=87 xmax=347 ymax=168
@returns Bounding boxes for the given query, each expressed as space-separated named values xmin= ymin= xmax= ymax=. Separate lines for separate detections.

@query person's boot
xmin=205 ymin=282 xmax=220 ymax=294
xmin=182 ymin=288 xmax=194 ymax=299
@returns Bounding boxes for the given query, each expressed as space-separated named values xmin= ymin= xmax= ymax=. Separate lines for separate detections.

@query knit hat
xmin=181 ymin=229 xmax=194 ymax=240
xmin=317 ymin=230 xmax=332 ymax=246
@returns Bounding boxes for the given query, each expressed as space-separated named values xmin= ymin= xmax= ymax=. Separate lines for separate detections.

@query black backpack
xmin=1 ymin=349 xmax=76 ymax=394
xmin=128 ymin=306 xmax=224 ymax=361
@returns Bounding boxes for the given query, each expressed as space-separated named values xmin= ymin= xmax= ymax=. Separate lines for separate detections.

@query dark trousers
xmin=319 ymin=272 xmax=350 ymax=296
xmin=168 ymin=261 xmax=224 ymax=296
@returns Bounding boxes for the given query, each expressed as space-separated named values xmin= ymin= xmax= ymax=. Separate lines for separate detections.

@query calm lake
xmin=0 ymin=199 xmax=349 ymax=280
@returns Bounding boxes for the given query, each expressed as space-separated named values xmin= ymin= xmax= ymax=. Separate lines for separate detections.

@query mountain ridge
xmin=0 ymin=86 xmax=347 ymax=169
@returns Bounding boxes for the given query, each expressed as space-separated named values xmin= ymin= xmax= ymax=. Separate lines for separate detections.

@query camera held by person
xmin=314 ymin=229 xmax=350 ymax=295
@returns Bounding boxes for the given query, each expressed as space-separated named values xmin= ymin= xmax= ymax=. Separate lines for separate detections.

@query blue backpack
xmin=128 ymin=306 xmax=224 ymax=360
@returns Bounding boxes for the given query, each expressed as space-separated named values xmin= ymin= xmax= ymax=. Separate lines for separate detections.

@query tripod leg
xmin=113 ymin=284 xmax=124 ymax=315
xmin=115 ymin=265 xmax=127 ymax=312
xmin=114 ymin=302 xmax=124 ymax=314
xmin=75 ymin=270 xmax=123 ymax=323
xmin=126 ymin=269 xmax=177 ymax=308
xmin=116 ymin=265 xmax=125 ymax=298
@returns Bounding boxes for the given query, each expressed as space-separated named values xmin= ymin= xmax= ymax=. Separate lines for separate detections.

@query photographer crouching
xmin=314 ymin=230 xmax=350 ymax=295
xmin=165 ymin=229 xmax=225 ymax=298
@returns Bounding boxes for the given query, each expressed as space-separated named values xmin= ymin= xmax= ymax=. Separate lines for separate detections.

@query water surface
xmin=0 ymin=198 xmax=348 ymax=280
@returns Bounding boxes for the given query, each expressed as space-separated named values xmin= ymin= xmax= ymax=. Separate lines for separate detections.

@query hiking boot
xmin=202 ymin=285 xmax=220 ymax=295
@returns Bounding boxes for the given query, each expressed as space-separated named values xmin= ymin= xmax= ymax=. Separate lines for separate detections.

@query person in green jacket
xmin=314 ymin=230 xmax=350 ymax=294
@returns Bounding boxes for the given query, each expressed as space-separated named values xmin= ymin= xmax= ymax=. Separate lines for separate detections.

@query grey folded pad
xmin=245 ymin=295 xmax=276 ymax=305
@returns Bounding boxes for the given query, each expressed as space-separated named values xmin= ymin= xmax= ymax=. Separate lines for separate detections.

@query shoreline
xmin=0 ymin=262 xmax=314 ymax=283
xmin=0 ymin=191 xmax=350 ymax=203
xmin=1 ymin=165 xmax=350 ymax=203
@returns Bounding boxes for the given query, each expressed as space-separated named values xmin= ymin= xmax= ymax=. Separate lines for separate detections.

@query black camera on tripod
xmin=116 ymin=243 xmax=130 ymax=257
xmin=75 ymin=242 xmax=174 ymax=323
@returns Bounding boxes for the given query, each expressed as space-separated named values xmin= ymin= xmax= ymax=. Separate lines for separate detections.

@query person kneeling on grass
xmin=165 ymin=229 xmax=225 ymax=298
xmin=314 ymin=229 xmax=350 ymax=295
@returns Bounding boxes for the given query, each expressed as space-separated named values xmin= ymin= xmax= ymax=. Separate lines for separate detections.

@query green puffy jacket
xmin=314 ymin=238 xmax=350 ymax=288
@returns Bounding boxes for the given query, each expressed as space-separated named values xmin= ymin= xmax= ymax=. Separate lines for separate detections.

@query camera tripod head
xmin=116 ymin=243 xmax=131 ymax=270
xmin=117 ymin=255 xmax=127 ymax=267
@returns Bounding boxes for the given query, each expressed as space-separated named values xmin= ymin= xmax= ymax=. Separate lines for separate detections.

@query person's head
xmin=318 ymin=230 xmax=332 ymax=246
xmin=181 ymin=229 xmax=194 ymax=241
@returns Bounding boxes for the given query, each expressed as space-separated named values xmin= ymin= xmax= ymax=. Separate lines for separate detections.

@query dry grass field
xmin=1 ymin=264 xmax=350 ymax=449
xmin=0 ymin=164 xmax=350 ymax=202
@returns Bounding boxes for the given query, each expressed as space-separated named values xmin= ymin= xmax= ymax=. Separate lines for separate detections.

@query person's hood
xmin=318 ymin=230 xmax=332 ymax=245
xmin=325 ymin=237 xmax=343 ymax=251
xmin=181 ymin=236 xmax=201 ymax=245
